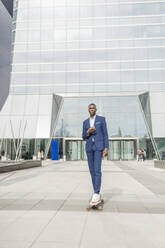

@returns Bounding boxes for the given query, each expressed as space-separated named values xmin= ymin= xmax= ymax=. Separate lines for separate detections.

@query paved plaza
xmin=0 ymin=159 xmax=165 ymax=248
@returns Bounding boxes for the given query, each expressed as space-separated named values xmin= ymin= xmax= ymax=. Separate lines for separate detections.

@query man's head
xmin=88 ymin=103 xmax=97 ymax=117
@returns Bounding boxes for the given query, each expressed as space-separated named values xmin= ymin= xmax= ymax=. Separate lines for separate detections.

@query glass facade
xmin=0 ymin=138 xmax=51 ymax=160
xmin=0 ymin=1 xmax=12 ymax=110
xmin=11 ymin=0 xmax=165 ymax=95
xmin=54 ymin=96 xmax=148 ymax=138
xmin=1 ymin=0 xmax=13 ymax=16
xmin=1 ymin=0 xmax=165 ymax=160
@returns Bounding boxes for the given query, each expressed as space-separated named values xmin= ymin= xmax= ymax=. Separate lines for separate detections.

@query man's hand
xmin=86 ymin=127 xmax=96 ymax=134
xmin=103 ymin=148 xmax=108 ymax=157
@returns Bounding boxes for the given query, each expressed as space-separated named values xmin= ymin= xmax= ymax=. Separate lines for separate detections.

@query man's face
xmin=88 ymin=105 xmax=96 ymax=116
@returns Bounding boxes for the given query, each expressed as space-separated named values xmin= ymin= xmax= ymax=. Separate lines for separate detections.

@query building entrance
xmin=65 ymin=138 xmax=137 ymax=161
xmin=108 ymin=139 xmax=136 ymax=160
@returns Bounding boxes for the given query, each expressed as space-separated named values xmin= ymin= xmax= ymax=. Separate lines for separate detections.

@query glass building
xmin=0 ymin=0 xmax=12 ymax=110
xmin=0 ymin=0 xmax=165 ymax=160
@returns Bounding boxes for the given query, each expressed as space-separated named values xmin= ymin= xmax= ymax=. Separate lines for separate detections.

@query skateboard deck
xmin=86 ymin=199 xmax=104 ymax=211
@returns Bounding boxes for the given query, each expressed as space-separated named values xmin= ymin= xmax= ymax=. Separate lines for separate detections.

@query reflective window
xmin=11 ymin=1 xmax=165 ymax=97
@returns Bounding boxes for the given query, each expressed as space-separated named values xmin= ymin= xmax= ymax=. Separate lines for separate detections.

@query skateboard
xmin=86 ymin=199 xmax=104 ymax=211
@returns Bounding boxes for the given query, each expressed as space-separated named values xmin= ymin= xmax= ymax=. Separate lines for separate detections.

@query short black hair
xmin=88 ymin=103 xmax=96 ymax=108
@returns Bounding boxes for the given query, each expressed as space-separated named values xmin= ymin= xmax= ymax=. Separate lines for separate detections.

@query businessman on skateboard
xmin=82 ymin=103 xmax=109 ymax=205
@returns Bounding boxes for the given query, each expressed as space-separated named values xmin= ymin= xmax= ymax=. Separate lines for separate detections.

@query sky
xmin=0 ymin=1 xmax=12 ymax=110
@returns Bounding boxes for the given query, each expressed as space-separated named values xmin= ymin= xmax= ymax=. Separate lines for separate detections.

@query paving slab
xmin=0 ymin=160 xmax=164 ymax=248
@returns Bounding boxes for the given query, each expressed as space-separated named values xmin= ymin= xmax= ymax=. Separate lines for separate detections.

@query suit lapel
xmin=87 ymin=118 xmax=90 ymax=129
xmin=94 ymin=115 xmax=98 ymax=127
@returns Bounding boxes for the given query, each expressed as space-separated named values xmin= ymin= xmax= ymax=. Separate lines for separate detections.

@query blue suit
xmin=82 ymin=115 xmax=109 ymax=194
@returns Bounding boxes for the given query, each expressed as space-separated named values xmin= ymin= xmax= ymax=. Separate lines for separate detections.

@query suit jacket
xmin=82 ymin=115 xmax=109 ymax=152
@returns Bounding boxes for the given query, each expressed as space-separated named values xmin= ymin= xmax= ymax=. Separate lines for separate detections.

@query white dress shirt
xmin=90 ymin=115 xmax=96 ymax=128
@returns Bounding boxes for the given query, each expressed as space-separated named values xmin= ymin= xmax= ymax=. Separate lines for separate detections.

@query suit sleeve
xmin=102 ymin=117 xmax=109 ymax=149
xmin=82 ymin=121 xmax=90 ymax=140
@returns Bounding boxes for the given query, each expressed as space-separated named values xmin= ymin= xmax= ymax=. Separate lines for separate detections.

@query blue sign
xmin=51 ymin=140 xmax=59 ymax=160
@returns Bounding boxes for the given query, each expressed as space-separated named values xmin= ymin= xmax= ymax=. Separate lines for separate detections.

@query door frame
xmin=108 ymin=138 xmax=138 ymax=160
xmin=64 ymin=137 xmax=138 ymax=161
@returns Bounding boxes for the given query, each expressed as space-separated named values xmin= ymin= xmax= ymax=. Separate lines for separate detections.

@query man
xmin=82 ymin=103 xmax=109 ymax=204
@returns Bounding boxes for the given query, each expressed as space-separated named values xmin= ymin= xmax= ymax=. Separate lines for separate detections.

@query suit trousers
xmin=86 ymin=149 xmax=103 ymax=194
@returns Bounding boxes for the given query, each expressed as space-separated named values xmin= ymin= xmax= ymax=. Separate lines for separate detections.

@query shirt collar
xmin=90 ymin=114 xmax=96 ymax=119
